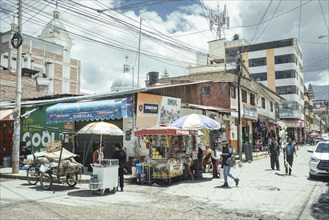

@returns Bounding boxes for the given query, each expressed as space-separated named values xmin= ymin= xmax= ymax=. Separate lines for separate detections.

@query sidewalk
xmin=0 ymin=151 xmax=270 ymax=184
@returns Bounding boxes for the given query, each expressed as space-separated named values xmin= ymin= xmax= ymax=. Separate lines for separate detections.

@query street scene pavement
xmin=1 ymin=146 xmax=328 ymax=220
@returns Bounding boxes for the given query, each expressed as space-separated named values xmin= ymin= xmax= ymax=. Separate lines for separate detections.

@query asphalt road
xmin=1 ymin=146 xmax=328 ymax=220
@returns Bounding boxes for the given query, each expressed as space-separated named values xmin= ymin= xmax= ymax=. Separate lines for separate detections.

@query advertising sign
xmin=21 ymin=106 xmax=64 ymax=153
xmin=313 ymin=100 xmax=328 ymax=113
xmin=136 ymin=93 xmax=181 ymax=128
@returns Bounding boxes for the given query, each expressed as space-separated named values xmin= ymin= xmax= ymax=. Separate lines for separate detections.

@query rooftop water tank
xmin=147 ymin=71 xmax=159 ymax=85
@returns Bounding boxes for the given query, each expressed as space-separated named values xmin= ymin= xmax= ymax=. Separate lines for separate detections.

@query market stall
xmin=134 ymin=126 xmax=194 ymax=184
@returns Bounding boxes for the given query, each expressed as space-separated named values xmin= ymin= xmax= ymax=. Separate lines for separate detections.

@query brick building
xmin=0 ymin=9 xmax=81 ymax=101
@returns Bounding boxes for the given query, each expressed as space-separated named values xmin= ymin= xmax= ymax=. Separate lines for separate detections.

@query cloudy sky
xmin=1 ymin=0 xmax=328 ymax=97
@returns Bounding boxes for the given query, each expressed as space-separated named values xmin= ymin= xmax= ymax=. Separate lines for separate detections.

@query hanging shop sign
xmin=243 ymin=104 xmax=257 ymax=120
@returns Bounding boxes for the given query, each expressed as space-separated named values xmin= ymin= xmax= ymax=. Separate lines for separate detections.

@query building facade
xmin=195 ymin=37 xmax=305 ymax=143
xmin=0 ymin=9 xmax=81 ymax=100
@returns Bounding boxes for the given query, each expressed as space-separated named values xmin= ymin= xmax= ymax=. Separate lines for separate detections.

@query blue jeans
xmin=223 ymin=165 xmax=236 ymax=184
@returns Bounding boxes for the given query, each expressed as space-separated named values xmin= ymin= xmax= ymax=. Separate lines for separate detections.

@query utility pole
xmin=137 ymin=17 xmax=142 ymax=88
xmin=236 ymin=51 xmax=243 ymax=161
xmin=12 ymin=0 xmax=23 ymax=173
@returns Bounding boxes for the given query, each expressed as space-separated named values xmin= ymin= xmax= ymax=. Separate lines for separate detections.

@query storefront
xmin=282 ymin=120 xmax=304 ymax=144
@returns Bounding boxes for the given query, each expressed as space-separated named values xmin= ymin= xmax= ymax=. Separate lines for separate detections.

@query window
xmin=242 ymin=90 xmax=247 ymax=103
xmin=270 ymin=101 xmax=273 ymax=112
xmin=275 ymin=54 xmax=297 ymax=64
xmin=250 ymin=93 xmax=255 ymax=106
xmin=261 ymin=97 xmax=265 ymax=109
xmin=276 ymin=85 xmax=298 ymax=95
xmin=275 ymin=70 xmax=296 ymax=79
xmin=240 ymin=39 xmax=294 ymax=52
xmin=230 ymin=86 xmax=236 ymax=98
xmin=251 ymin=72 xmax=267 ymax=81
xmin=249 ymin=57 xmax=267 ymax=67
xmin=202 ymin=86 xmax=210 ymax=95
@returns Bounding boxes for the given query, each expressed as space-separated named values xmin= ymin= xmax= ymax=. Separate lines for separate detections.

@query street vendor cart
xmin=134 ymin=126 xmax=193 ymax=184
xmin=89 ymin=159 xmax=119 ymax=195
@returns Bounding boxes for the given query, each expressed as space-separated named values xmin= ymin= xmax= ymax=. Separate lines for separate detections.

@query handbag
xmin=227 ymin=155 xmax=236 ymax=167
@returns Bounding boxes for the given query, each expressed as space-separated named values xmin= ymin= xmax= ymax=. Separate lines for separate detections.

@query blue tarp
xmin=46 ymin=97 xmax=133 ymax=123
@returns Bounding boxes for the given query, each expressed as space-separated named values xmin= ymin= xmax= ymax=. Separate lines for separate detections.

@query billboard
xmin=313 ymin=100 xmax=328 ymax=113
xmin=21 ymin=106 xmax=64 ymax=153
xmin=136 ymin=93 xmax=181 ymax=128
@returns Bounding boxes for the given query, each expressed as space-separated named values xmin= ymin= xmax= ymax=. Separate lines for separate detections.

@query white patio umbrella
xmin=78 ymin=121 xmax=124 ymax=147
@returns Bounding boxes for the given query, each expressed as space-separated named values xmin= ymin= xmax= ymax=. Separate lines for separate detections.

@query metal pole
xmin=12 ymin=0 xmax=23 ymax=173
xmin=137 ymin=17 xmax=142 ymax=88
xmin=237 ymin=52 xmax=243 ymax=161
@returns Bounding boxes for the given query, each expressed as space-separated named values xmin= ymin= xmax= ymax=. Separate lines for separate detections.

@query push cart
xmin=89 ymin=159 xmax=119 ymax=196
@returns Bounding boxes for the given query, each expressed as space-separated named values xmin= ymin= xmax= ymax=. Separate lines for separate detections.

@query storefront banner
xmin=136 ymin=93 xmax=181 ymax=128
xmin=283 ymin=120 xmax=304 ymax=128
xmin=46 ymin=97 xmax=133 ymax=123
xmin=243 ymin=104 xmax=257 ymax=120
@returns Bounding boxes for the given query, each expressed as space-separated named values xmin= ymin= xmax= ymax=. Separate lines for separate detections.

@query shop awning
xmin=134 ymin=126 xmax=190 ymax=136
xmin=46 ymin=97 xmax=133 ymax=123
xmin=0 ymin=109 xmax=14 ymax=120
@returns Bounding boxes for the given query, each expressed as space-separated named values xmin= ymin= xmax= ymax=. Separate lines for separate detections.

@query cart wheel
xmin=40 ymin=171 xmax=53 ymax=190
xmin=66 ymin=173 xmax=78 ymax=187
xmin=112 ymin=187 xmax=116 ymax=193
xmin=99 ymin=189 xmax=105 ymax=196
xmin=27 ymin=165 xmax=39 ymax=185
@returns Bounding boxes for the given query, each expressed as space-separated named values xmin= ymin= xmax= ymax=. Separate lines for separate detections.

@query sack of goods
xmin=45 ymin=141 xmax=62 ymax=153
xmin=227 ymin=155 xmax=236 ymax=167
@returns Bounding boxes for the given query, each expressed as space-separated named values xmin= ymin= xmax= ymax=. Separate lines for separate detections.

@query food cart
xmin=89 ymin=159 xmax=119 ymax=195
xmin=134 ymin=126 xmax=194 ymax=184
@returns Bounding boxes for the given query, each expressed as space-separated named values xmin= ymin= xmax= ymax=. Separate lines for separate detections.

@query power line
xmin=318 ymin=0 xmax=329 ymax=33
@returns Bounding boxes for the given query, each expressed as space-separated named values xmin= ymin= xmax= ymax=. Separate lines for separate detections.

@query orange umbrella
xmin=309 ymin=132 xmax=320 ymax=137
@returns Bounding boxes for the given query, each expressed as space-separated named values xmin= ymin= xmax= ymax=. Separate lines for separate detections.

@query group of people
xmin=201 ymin=136 xmax=240 ymax=188
xmin=268 ymin=137 xmax=298 ymax=175
xmin=92 ymin=142 xmax=127 ymax=192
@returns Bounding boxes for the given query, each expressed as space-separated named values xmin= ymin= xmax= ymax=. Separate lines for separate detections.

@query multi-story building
xmin=194 ymin=37 xmax=304 ymax=143
xmin=0 ymin=9 xmax=81 ymax=100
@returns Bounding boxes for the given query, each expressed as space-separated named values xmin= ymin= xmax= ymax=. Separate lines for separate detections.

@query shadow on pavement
xmin=307 ymin=176 xmax=329 ymax=182
xmin=21 ymin=183 xmax=79 ymax=192
xmin=311 ymin=186 xmax=329 ymax=220
xmin=214 ymin=186 xmax=232 ymax=189
xmin=67 ymin=189 xmax=116 ymax=197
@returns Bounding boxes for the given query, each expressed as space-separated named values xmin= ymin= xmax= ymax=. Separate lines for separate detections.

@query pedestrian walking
xmin=220 ymin=136 xmax=239 ymax=187
xmin=203 ymin=145 xmax=212 ymax=172
xmin=211 ymin=144 xmax=221 ymax=178
xmin=112 ymin=143 xmax=127 ymax=191
xmin=268 ymin=137 xmax=280 ymax=170
xmin=283 ymin=137 xmax=297 ymax=175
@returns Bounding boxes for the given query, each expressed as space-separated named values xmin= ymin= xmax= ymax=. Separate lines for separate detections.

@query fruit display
xmin=151 ymin=147 xmax=163 ymax=159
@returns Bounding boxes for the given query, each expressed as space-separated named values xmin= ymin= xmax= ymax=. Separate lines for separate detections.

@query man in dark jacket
xmin=112 ymin=143 xmax=127 ymax=191
xmin=268 ymin=137 xmax=280 ymax=170
xmin=283 ymin=137 xmax=297 ymax=175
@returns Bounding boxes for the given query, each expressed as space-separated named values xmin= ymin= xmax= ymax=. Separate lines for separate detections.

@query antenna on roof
xmin=208 ymin=4 xmax=230 ymax=39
